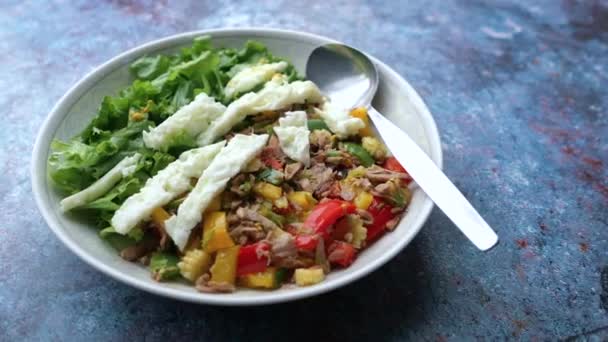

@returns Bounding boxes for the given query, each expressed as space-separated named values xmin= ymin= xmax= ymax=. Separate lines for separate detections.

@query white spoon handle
xmin=367 ymin=107 xmax=499 ymax=251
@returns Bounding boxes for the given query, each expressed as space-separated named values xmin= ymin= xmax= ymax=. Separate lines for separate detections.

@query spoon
xmin=306 ymin=44 xmax=499 ymax=251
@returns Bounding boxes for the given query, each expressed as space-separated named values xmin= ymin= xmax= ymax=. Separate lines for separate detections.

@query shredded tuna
xmin=236 ymin=207 xmax=279 ymax=231
xmin=340 ymin=177 xmax=373 ymax=201
xmin=296 ymin=163 xmax=335 ymax=195
xmin=317 ymin=180 xmax=341 ymax=198
xmin=366 ymin=165 xmax=412 ymax=183
xmin=356 ymin=208 xmax=374 ymax=224
xmin=148 ymin=221 xmax=169 ymax=251
xmin=269 ymin=231 xmax=296 ymax=259
xmin=230 ymin=174 xmax=255 ymax=197
xmin=120 ymin=236 xmax=158 ymax=261
xmin=324 ymin=150 xmax=355 ymax=167
xmin=260 ymin=135 xmax=286 ymax=169
xmin=340 ymin=185 xmax=357 ymax=201
xmin=284 ymin=162 xmax=303 ymax=180
xmin=310 ymin=130 xmax=334 ymax=151
xmin=195 ymin=274 xmax=236 ymax=293
xmin=229 ymin=221 xmax=266 ymax=245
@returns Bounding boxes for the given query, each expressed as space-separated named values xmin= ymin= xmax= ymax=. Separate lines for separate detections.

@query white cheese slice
xmin=60 ymin=153 xmax=142 ymax=212
xmin=111 ymin=142 xmax=225 ymax=234
xmin=273 ymin=111 xmax=310 ymax=166
xmin=224 ymin=61 xmax=288 ymax=99
xmin=197 ymin=79 xmax=323 ymax=146
xmin=165 ymin=134 xmax=269 ymax=250
xmin=316 ymin=102 xmax=365 ymax=138
xmin=143 ymin=93 xmax=225 ymax=151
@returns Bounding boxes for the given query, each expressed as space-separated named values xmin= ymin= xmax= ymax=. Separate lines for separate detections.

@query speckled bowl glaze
xmin=32 ymin=28 xmax=442 ymax=305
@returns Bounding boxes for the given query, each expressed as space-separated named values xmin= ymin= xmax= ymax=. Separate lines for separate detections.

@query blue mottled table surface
xmin=1 ymin=0 xmax=607 ymax=340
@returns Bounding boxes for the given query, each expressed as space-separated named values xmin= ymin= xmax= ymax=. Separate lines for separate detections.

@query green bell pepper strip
xmin=343 ymin=142 xmax=375 ymax=167
xmin=307 ymin=119 xmax=330 ymax=131
xmin=149 ymin=252 xmax=181 ymax=281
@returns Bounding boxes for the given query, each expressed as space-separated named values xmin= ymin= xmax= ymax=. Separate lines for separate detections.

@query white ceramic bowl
xmin=32 ymin=28 xmax=442 ymax=305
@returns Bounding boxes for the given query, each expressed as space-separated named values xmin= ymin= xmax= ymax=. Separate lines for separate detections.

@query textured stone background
xmin=1 ymin=0 xmax=607 ymax=340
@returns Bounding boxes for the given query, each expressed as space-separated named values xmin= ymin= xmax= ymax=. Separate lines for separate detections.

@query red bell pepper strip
xmin=303 ymin=200 xmax=356 ymax=239
xmin=383 ymin=157 xmax=412 ymax=184
xmin=295 ymin=234 xmax=321 ymax=251
xmin=236 ymin=242 xmax=270 ymax=276
xmin=366 ymin=197 xmax=396 ymax=242
xmin=327 ymin=241 xmax=356 ymax=267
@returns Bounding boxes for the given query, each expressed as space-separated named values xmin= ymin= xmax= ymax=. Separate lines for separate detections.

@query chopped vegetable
xmin=347 ymin=166 xmax=367 ymax=179
xmin=354 ymin=191 xmax=374 ymax=210
xmin=366 ymin=197 xmax=396 ymax=242
xmin=150 ymin=252 xmax=181 ymax=281
xmin=178 ymin=249 xmax=212 ymax=282
xmin=327 ymin=241 xmax=356 ymax=267
xmin=210 ymin=245 xmax=240 ymax=285
xmin=238 ymin=267 xmax=283 ymax=289
xmin=315 ymin=238 xmax=330 ymax=273
xmin=273 ymin=196 xmax=289 ymax=210
xmin=151 ymin=207 xmax=170 ymax=228
xmin=257 ymin=168 xmax=284 ymax=185
xmin=349 ymin=107 xmax=372 ymax=136
xmin=361 ymin=136 xmax=387 ymax=160
xmin=332 ymin=214 xmax=367 ymax=249
xmin=253 ymin=181 xmax=283 ymax=200
xmin=343 ymin=142 xmax=374 ymax=167
xmin=259 ymin=203 xmax=286 ymax=227
xmin=202 ymin=211 xmax=235 ymax=253
xmin=287 ymin=191 xmax=317 ymax=210
xmin=294 ymin=267 xmax=325 ymax=286
xmin=383 ymin=156 xmax=407 ymax=174
xmin=303 ymin=200 xmax=356 ymax=239
xmin=295 ymin=234 xmax=321 ymax=251
xmin=307 ymin=119 xmax=330 ymax=131
xmin=237 ymin=242 xmax=271 ymax=276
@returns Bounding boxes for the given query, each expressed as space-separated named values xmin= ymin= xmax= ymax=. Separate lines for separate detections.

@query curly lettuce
xmin=48 ymin=36 xmax=301 ymax=234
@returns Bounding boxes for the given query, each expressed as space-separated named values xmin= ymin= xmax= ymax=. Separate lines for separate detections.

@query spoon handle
xmin=367 ymin=107 xmax=499 ymax=251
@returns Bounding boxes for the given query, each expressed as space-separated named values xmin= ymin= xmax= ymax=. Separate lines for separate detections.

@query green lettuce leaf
xmin=130 ymin=55 xmax=171 ymax=80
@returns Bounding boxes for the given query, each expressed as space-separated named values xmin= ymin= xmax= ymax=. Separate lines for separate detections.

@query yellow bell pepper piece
xmin=354 ymin=191 xmax=374 ymax=210
xmin=151 ymin=207 xmax=170 ymax=228
xmin=203 ymin=211 xmax=227 ymax=232
xmin=205 ymin=194 xmax=222 ymax=213
xmin=350 ymin=107 xmax=372 ymax=136
xmin=287 ymin=191 xmax=317 ymax=210
xmin=253 ymin=181 xmax=283 ymax=200
xmin=238 ymin=267 xmax=279 ymax=289
xmin=202 ymin=211 xmax=234 ymax=253
xmin=210 ymin=245 xmax=240 ymax=285
xmin=294 ymin=267 xmax=325 ymax=286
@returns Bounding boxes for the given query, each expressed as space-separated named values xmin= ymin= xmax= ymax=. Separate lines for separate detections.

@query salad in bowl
xmin=49 ymin=36 xmax=413 ymax=293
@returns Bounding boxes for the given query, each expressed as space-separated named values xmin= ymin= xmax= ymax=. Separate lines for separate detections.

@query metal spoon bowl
xmin=307 ymin=44 xmax=499 ymax=251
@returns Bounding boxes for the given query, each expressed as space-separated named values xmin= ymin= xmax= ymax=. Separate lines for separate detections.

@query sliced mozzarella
xmin=143 ymin=93 xmax=225 ymax=151
xmin=273 ymin=111 xmax=310 ymax=166
xmin=197 ymin=79 xmax=323 ymax=146
xmin=60 ymin=153 xmax=142 ymax=212
xmin=111 ymin=142 xmax=225 ymax=234
xmin=224 ymin=61 xmax=288 ymax=99
xmin=165 ymin=134 xmax=269 ymax=250
xmin=316 ymin=102 xmax=365 ymax=138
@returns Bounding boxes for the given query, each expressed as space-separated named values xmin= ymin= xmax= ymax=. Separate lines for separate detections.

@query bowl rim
xmin=31 ymin=27 xmax=442 ymax=305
